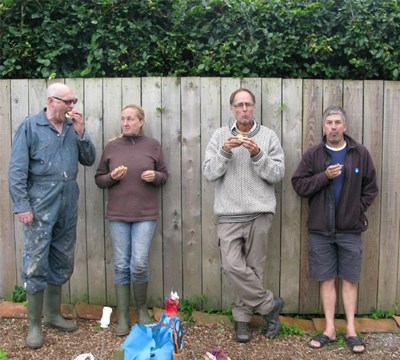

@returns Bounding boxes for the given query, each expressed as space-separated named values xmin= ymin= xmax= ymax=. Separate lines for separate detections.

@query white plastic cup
xmin=100 ymin=306 xmax=113 ymax=328
xmin=74 ymin=354 xmax=94 ymax=360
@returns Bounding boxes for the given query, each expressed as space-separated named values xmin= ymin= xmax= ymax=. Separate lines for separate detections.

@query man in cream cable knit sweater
xmin=203 ymin=88 xmax=285 ymax=343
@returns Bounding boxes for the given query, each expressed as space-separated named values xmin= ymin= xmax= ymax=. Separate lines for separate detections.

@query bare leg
xmin=309 ymin=278 xmax=337 ymax=347
xmin=342 ymin=279 xmax=365 ymax=352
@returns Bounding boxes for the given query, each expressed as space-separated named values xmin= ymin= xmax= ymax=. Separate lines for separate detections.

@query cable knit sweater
xmin=203 ymin=122 xmax=285 ymax=217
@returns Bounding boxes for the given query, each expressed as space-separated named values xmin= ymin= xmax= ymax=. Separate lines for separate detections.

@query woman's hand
xmin=141 ymin=170 xmax=155 ymax=182
xmin=111 ymin=165 xmax=128 ymax=180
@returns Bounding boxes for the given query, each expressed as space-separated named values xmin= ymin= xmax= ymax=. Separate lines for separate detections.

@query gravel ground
xmin=0 ymin=317 xmax=399 ymax=359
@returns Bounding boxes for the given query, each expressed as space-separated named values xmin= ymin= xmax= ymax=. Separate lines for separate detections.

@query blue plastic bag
xmin=121 ymin=314 xmax=182 ymax=360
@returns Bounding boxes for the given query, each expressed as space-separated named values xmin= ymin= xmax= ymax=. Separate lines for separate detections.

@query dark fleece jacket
xmin=291 ymin=134 xmax=378 ymax=235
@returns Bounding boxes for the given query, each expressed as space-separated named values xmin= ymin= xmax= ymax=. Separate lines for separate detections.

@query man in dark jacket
xmin=292 ymin=106 xmax=378 ymax=354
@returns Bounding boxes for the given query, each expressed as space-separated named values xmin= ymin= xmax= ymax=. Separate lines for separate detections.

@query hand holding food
xmin=66 ymin=110 xmax=85 ymax=138
xmin=325 ymin=163 xmax=343 ymax=179
xmin=223 ymin=135 xmax=244 ymax=152
xmin=240 ymin=137 xmax=260 ymax=156
xmin=111 ymin=165 xmax=128 ymax=180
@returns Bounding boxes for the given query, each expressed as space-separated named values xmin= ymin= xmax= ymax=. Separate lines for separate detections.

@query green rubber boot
xmin=133 ymin=282 xmax=151 ymax=324
xmin=26 ymin=291 xmax=44 ymax=349
xmin=115 ymin=284 xmax=131 ymax=336
xmin=43 ymin=284 xmax=78 ymax=332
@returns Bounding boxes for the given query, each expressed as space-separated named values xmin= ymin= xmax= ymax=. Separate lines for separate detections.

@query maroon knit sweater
xmin=95 ymin=135 xmax=168 ymax=221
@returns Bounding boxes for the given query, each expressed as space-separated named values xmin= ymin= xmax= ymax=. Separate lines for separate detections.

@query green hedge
xmin=1 ymin=0 xmax=399 ymax=79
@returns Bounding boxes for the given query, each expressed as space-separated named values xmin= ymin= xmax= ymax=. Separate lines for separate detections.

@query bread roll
xmin=116 ymin=165 xmax=128 ymax=175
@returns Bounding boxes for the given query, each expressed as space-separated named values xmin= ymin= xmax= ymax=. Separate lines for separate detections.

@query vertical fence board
xmin=161 ymin=78 xmax=183 ymax=297
xmin=181 ymin=78 xmax=202 ymax=299
xmin=84 ymin=79 xmax=106 ymax=305
xmin=299 ymin=79 xmax=323 ymax=313
xmin=343 ymin=80 xmax=364 ymax=142
xmin=281 ymin=79 xmax=302 ymax=312
xmin=220 ymin=78 xmax=241 ymax=309
xmin=66 ymin=78 xmax=88 ymax=303
xmin=10 ymin=79 xmax=29 ymax=288
xmin=336 ymin=80 xmax=364 ymax=314
xmin=378 ymin=82 xmax=400 ymax=309
xmin=262 ymin=78 xmax=283 ymax=296
xmin=28 ymin=79 xmax=47 ymax=114
xmin=221 ymin=78 xmax=240 ymax=127
xmin=242 ymin=78 xmax=262 ymax=121
xmin=358 ymin=80 xmax=384 ymax=313
xmin=200 ymin=77 xmax=222 ymax=310
xmin=322 ymin=80 xmax=344 ymax=314
xmin=0 ymin=80 xmax=16 ymax=297
xmin=122 ymin=77 xmax=141 ymax=106
xmin=102 ymin=78 xmax=123 ymax=305
xmin=142 ymin=77 xmax=163 ymax=305
xmin=323 ymin=80 xmax=343 ymax=109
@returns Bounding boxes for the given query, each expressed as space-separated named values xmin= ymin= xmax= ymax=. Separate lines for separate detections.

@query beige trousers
xmin=217 ymin=213 xmax=275 ymax=322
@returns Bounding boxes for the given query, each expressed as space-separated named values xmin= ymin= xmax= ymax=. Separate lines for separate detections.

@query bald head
xmin=46 ymin=83 xmax=77 ymax=120
xmin=47 ymin=83 xmax=72 ymax=98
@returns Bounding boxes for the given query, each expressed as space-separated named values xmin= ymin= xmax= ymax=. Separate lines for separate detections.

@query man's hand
xmin=17 ymin=211 xmax=33 ymax=225
xmin=69 ymin=111 xmax=85 ymax=138
xmin=240 ymin=137 xmax=260 ymax=157
xmin=223 ymin=136 xmax=260 ymax=156
xmin=325 ymin=163 xmax=343 ymax=179
xmin=222 ymin=136 xmax=244 ymax=153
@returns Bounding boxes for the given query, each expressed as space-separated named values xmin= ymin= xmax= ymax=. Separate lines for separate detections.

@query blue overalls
xmin=8 ymin=110 xmax=96 ymax=294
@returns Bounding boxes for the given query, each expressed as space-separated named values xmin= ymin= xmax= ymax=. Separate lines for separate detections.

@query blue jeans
xmin=108 ymin=220 xmax=157 ymax=285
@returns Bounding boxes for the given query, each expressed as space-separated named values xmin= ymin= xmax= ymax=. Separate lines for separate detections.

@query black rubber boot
xmin=43 ymin=284 xmax=78 ymax=332
xmin=26 ymin=291 xmax=44 ymax=349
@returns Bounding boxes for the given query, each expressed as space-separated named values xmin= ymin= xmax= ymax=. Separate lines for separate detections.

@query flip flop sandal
xmin=308 ymin=333 xmax=337 ymax=349
xmin=345 ymin=335 xmax=366 ymax=354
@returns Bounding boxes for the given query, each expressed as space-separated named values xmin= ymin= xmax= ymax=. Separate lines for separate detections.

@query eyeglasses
xmin=232 ymin=102 xmax=254 ymax=109
xmin=52 ymin=96 xmax=78 ymax=105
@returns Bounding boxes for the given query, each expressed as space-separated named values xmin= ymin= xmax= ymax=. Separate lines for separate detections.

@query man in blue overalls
xmin=8 ymin=83 xmax=96 ymax=349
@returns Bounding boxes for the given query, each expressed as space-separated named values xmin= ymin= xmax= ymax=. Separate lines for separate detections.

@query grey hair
xmin=322 ymin=106 xmax=347 ymax=125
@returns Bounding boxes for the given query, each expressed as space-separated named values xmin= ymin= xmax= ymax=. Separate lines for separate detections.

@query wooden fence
xmin=0 ymin=78 xmax=399 ymax=315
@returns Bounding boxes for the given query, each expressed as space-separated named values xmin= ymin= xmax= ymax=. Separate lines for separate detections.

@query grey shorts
xmin=308 ymin=232 xmax=363 ymax=283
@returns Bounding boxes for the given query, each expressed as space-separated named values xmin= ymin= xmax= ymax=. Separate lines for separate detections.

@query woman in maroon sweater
xmin=95 ymin=104 xmax=168 ymax=336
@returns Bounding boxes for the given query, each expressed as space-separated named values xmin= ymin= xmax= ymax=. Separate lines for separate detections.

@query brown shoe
xmin=263 ymin=297 xmax=285 ymax=339
xmin=235 ymin=321 xmax=252 ymax=343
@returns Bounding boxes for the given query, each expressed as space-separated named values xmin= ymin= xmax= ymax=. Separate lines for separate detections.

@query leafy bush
xmin=0 ymin=0 xmax=399 ymax=79
xmin=277 ymin=322 xmax=305 ymax=337
xmin=179 ymin=294 xmax=207 ymax=322
xmin=370 ymin=304 xmax=398 ymax=320
xmin=0 ymin=348 xmax=7 ymax=360
xmin=4 ymin=285 xmax=26 ymax=303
